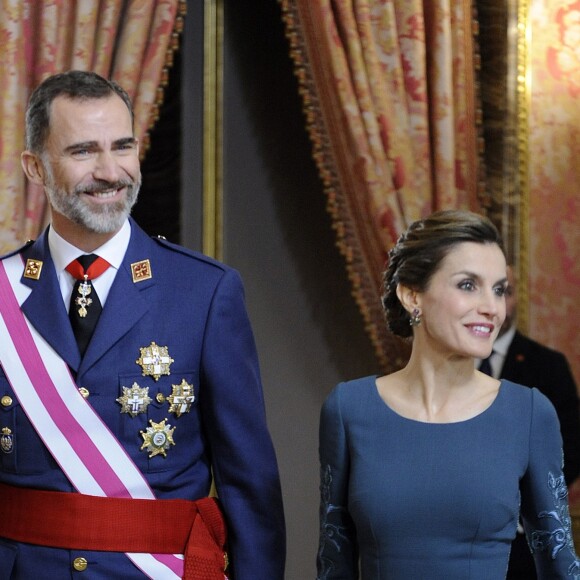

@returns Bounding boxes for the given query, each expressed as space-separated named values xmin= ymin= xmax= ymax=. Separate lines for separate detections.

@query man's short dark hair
xmin=25 ymin=70 xmax=134 ymax=153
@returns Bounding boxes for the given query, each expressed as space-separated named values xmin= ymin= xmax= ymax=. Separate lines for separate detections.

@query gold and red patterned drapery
xmin=0 ymin=0 xmax=186 ymax=254
xmin=280 ymin=0 xmax=483 ymax=372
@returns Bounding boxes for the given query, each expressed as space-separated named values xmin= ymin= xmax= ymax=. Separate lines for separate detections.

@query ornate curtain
xmin=280 ymin=0 xmax=483 ymax=371
xmin=0 ymin=0 xmax=186 ymax=254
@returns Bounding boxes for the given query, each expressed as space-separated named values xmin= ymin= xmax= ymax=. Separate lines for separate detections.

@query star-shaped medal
xmin=140 ymin=418 xmax=175 ymax=458
xmin=167 ymin=379 xmax=196 ymax=417
xmin=136 ymin=342 xmax=174 ymax=381
xmin=117 ymin=383 xmax=152 ymax=417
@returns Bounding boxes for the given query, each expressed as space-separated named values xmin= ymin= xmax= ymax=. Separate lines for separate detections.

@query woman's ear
xmin=21 ymin=151 xmax=46 ymax=186
xmin=396 ymin=284 xmax=420 ymax=315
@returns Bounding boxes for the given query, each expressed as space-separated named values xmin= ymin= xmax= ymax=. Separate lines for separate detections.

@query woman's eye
xmin=458 ymin=280 xmax=475 ymax=291
xmin=494 ymin=285 xmax=507 ymax=297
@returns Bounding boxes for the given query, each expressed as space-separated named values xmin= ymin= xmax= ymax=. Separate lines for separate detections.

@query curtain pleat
xmin=280 ymin=0 xmax=483 ymax=371
xmin=0 ymin=0 xmax=185 ymax=253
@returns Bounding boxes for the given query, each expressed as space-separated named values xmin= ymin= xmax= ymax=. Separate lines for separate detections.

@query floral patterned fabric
xmin=0 ymin=0 xmax=185 ymax=254
xmin=280 ymin=0 xmax=482 ymax=372
xmin=528 ymin=0 xmax=580 ymax=390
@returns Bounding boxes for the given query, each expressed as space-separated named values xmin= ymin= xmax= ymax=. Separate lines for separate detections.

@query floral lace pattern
xmin=531 ymin=471 xmax=580 ymax=577
xmin=317 ymin=464 xmax=351 ymax=580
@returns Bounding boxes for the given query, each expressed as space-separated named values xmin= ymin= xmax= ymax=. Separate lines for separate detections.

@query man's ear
xmin=21 ymin=151 xmax=45 ymax=186
xmin=396 ymin=283 xmax=421 ymax=315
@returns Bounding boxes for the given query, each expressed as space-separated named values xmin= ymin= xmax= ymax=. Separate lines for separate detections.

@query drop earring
xmin=409 ymin=308 xmax=422 ymax=327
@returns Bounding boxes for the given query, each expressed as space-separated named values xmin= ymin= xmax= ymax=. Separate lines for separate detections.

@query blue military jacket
xmin=0 ymin=219 xmax=285 ymax=579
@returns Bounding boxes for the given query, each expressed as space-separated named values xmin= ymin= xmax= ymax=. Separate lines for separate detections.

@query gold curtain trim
xmin=202 ymin=0 xmax=223 ymax=261
xmin=471 ymin=5 xmax=488 ymax=209
xmin=516 ymin=0 xmax=530 ymax=333
xmin=279 ymin=0 xmax=409 ymax=372
xmin=140 ymin=0 xmax=188 ymax=158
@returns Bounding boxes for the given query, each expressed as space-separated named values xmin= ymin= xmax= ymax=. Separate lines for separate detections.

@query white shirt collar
xmin=48 ymin=220 xmax=131 ymax=275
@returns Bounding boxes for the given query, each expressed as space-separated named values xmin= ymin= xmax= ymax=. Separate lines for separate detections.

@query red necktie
xmin=66 ymin=254 xmax=110 ymax=355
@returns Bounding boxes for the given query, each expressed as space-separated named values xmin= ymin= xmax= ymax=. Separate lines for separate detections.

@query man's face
xmin=39 ymin=94 xmax=141 ymax=235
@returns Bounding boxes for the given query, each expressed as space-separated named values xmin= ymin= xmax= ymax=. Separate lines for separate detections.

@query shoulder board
xmin=151 ymin=235 xmax=227 ymax=271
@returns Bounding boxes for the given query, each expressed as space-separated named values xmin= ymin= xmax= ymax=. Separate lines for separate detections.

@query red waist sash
xmin=0 ymin=483 xmax=227 ymax=579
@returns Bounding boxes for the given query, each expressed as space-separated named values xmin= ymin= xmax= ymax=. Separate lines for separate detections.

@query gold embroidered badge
xmin=23 ymin=259 xmax=43 ymax=280
xmin=131 ymin=259 xmax=152 ymax=283
xmin=136 ymin=342 xmax=174 ymax=381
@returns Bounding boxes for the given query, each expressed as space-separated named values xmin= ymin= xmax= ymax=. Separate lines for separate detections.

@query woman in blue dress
xmin=317 ymin=210 xmax=580 ymax=579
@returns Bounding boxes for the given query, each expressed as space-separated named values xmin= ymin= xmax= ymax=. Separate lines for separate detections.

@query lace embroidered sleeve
xmin=520 ymin=388 xmax=580 ymax=578
xmin=317 ymin=384 xmax=359 ymax=579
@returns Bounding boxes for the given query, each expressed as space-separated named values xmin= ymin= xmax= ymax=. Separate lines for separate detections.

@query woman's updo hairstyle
xmin=382 ymin=210 xmax=503 ymax=338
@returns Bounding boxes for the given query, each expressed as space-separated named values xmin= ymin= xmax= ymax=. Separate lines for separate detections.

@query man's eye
xmin=115 ymin=141 xmax=137 ymax=152
xmin=72 ymin=149 xmax=90 ymax=157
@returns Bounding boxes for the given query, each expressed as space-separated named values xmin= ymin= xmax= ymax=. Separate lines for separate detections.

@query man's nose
xmin=93 ymin=152 xmax=122 ymax=182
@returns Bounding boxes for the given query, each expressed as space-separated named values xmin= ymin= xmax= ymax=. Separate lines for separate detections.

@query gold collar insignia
xmin=23 ymin=259 xmax=43 ymax=280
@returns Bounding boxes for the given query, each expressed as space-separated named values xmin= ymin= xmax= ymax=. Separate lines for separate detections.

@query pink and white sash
xmin=0 ymin=254 xmax=184 ymax=579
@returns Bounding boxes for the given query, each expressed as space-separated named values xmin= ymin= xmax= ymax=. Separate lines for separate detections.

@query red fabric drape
xmin=280 ymin=0 xmax=483 ymax=371
xmin=0 ymin=0 xmax=186 ymax=253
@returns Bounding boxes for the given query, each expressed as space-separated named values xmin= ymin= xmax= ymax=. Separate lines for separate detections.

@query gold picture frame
xmin=203 ymin=0 xmax=224 ymax=261
xmin=479 ymin=0 xmax=530 ymax=333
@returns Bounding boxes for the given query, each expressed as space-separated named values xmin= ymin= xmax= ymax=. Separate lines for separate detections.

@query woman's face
xmin=416 ymin=242 xmax=507 ymax=360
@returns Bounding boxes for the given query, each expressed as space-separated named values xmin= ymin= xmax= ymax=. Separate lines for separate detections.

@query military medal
xmin=140 ymin=418 xmax=175 ymax=458
xmin=1 ymin=427 xmax=13 ymax=454
xmin=74 ymin=275 xmax=93 ymax=317
xmin=117 ymin=383 xmax=152 ymax=417
xmin=167 ymin=379 xmax=196 ymax=417
xmin=136 ymin=342 xmax=174 ymax=381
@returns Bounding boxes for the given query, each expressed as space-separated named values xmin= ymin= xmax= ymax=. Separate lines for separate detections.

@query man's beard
xmin=45 ymin=173 xmax=141 ymax=234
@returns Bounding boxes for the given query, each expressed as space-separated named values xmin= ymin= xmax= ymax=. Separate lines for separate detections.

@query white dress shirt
xmin=48 ymin=220 xmax=131 ymax=312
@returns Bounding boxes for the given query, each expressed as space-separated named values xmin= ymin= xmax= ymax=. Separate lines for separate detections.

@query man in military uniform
xmin=0 ymin=70 xmax=285 ymax=579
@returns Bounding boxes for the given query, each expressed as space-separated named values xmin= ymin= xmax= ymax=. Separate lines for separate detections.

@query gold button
xmin=156 ymin=393 xmax=166 ymax=403
xmin=73 ymin=557 xmax=88 ymax=571
xmin=1 ymin=396 xmax=12 ymax=407
xmin=78 ymin=388 xmax=90 ymax=399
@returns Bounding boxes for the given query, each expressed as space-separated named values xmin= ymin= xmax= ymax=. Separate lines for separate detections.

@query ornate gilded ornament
xmin=117 ymin=383 xmax=152 ymax=417
xmin=23 ymin=259 xmax=43 ymax=280
xmin=74 ymin=277 xmax=93 ymax=317
xmin=136 ymin=342 xmax=174 ymax=381
xmin=167 ymin=379 xmax=196 ymax=417
xmin=131 ymin=259 xmax=152 ymax=283
xmin=140 ymin=418 xmax=175 ymax=458
xmin=1 ymin=427 xmax=14 ymax=454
